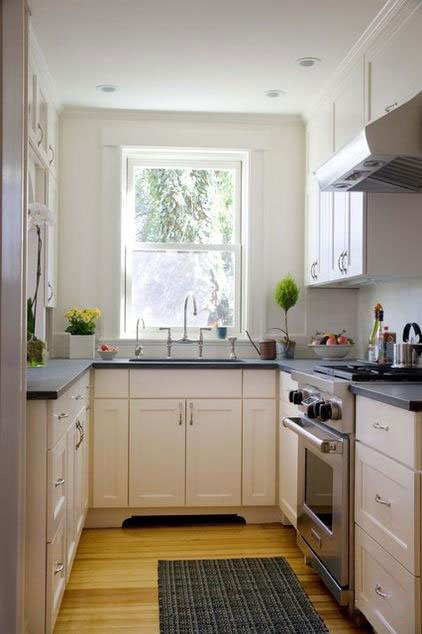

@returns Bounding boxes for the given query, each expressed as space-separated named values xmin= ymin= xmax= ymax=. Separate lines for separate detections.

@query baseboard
xmin=85 ymin=506 xmax=283 ymax=528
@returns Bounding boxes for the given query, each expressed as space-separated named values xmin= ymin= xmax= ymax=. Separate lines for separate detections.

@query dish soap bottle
xmin=368 ymin=303 xmax=383 ymax=363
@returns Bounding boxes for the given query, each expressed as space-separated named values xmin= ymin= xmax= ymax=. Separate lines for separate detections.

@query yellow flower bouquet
xmin=65 ymin=307 xmax=101 ymax=335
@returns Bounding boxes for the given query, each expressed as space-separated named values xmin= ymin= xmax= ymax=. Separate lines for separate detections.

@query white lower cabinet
xmin=46 ymin=519 xmax=67 ymax=634
xmin=93 ymin=399 xmax=128 ymax=507
xmin=355 ymin=526 xmax=420 ymax=634
xmin=129 ymin=399 xmax=186 ymax=507
xmin=186 ymin=399 xmax=242 ymax=506
xmin=242 ymin=399 xmax=276 ymax=506
xmin=278 ymin=401 xmax=299 ymax=527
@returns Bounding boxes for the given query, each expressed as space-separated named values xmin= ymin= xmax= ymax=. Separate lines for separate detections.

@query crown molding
xmin=61 ymin=105 xmax=304 ymax=127
xmin=303 ymin=0 xmax=409 ymax=121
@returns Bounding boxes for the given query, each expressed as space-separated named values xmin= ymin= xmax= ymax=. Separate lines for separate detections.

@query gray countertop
xmin=27 ymin=357 xmax=422 ymax=411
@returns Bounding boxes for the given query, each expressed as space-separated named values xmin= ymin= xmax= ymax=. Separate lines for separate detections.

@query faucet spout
xmin=182 ymin=292 xmax=197 ymax=340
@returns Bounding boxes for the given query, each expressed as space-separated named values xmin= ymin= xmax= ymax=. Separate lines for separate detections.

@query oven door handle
xmin=282 ymin=417 xmax=343 ymax=454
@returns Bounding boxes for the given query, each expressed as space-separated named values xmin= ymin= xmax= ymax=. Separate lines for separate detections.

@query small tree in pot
xmin=274 ymin=275 xmax=299 ymax=358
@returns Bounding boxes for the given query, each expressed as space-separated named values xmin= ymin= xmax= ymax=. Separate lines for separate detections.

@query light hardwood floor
xmin=54 ymin=523 xmax=369 ymax=633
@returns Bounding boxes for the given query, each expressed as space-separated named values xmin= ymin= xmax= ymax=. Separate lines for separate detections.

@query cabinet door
xmin=93 ymin=399 xmax=129 ymax=508
xmin=329 ymin=192 xmax=347 ymax=281
xmin=47 ymin=434 xmax=67 ymax=543
xmin=306 ymin=177 xmax=331 ymax=285
xmin=242 ymin=400 xmax=276 ymax=506
xmin=332 ymin=58 xmax=365 ymax=151
xmin=186 ymin=399 xmax=241 ymax=506
xmin=278 ymin=402 xmax=299 ymax=527
xmin=47 ymin=106 xmax=58 ymax=178
xmin=35 ymin=80 xmax=49 ymax=159
xmin=129 ymin=400 xmax=186 ymax=507
xmin=343 ymin=192 xmax=365 ymax=279
xmin=44 ymin=173 xmax=58 ymax=307
xmin=65 ymin=421 xmax=77 ymax=577
xmin=366 ymin=0 xmax=422 ymax=122
xmin=307 ymin=97 xmax=332 ymax=176
xmin=74 ymin=408 xmax=87 ymax=538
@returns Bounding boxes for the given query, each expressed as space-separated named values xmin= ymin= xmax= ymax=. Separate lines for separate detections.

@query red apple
xmin=326 ymin=336 xmax=338 ymax=345
xmin=337 ymin=335 xmax=349 ymax=345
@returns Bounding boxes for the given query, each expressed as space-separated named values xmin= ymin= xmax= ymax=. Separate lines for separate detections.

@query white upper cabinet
xmin=307 ymin=97 xmax=332 ymax=176
xmin=332 ymin=58 xmax=365 ymax=151
xmin=365 ymin=0 xmax=422 ymax=122
xmin=329 ymin=192 xmax=365 ymax=282
xmin=306 ymin=177 xmax=330 ymax=285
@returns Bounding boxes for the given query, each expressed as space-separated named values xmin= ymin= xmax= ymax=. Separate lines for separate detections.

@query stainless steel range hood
xmin=316 ymin=91 xmax=422 ymax=193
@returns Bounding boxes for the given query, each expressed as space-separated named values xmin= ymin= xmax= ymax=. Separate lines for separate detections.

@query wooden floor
xmin=54 ymin=523 xmax=369 ymax=633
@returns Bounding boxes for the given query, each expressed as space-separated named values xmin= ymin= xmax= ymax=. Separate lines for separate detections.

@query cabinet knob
xmin=54 ymin=562 xmax=64 ymax=575
xmin=57 ymin=412 xmax=69 ymax=420
xmin=373 ymin=421 xmax=389 ymax=431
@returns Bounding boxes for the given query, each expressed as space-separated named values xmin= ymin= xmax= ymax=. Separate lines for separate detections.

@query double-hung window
xmin=122 ymin=150 xmax=245 ymax=336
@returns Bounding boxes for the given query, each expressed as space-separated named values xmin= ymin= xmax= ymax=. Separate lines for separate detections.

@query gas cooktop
xmin=314 ymin=362 xmax=422 ymax=382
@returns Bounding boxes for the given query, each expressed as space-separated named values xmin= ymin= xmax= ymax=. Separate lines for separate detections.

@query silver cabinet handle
xmin=189 ymin=402 xmax=193 ymax=425
xmin=373 ymin=421 xmax=389 ymax=431
xmin=341 ymin=250 xmax=348 ymax=273
xmin=54 ymin=562 xmax=64 ymax=575
xmin=76 ymin=420 xmax=84 ymax=449
xmin=73 ymin=394 xmax=84 ymax=401
xmin=385 ymin=102 xmax=398 ymax=113
xmin=375 ymin=493 xmax=391 ymax=507
xmin=338 ymin=251 xmax=345 ymax=273
xmin=178 ymin=402 xmax=183 ymax=426
xmin=48 ymin=282 xmax=53 ymax=302
xmin=37 ymin=122 xmax=44 ymax=146
xmin=375 ymin=584 xmax=391 ymax=598
xmin=54 ymin=477 xmax=65 ymax=488
xmin=57 ymin=412 xmax=69 ymax=420
xmin=313 ymin=261 xmax=318 ymax=280
xmin=282 ymin=417 xmax=343 ymax=454
xmin=48 ymin=144 xmax=55 ymax=165
xmin=311 ymin=262 xmax=317 ymax=280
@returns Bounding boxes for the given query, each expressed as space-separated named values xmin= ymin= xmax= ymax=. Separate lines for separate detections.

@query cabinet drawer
xmin=355 ymin=442 xmax=420 ymax=575
xmin=243 ymin=370 xmax=276 ymax=398
xmin=130 ymin=369 xmax=242 ymax=398
xmin=47 ymin=392 xmax=71 ymax=449
xmin=279 ymin=371 xmax=298 ymax=404
xmin=68 ymin=372 xmax=90 ymax=418
xmin=46 ymin=520 xmax=66 ymax=634
xmin=94 ymin=369 xmax=129 ymax=398
xmin=355 ymin=526 xmax=419 ymax=634
xmin=356 ymin=396 xmax=421 ymax=468
xmin=47 ymin=435 xmax=67 ymax=543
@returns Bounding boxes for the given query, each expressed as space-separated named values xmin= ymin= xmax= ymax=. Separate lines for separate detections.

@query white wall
xmin=358 ymin=279 xmax=422 ymax=353
xmin=56 ymin=108 xmax=358 ymax=358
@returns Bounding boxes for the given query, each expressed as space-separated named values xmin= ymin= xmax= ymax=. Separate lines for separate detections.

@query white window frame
xmin=121 ymin=149 xmax=248 ymax=338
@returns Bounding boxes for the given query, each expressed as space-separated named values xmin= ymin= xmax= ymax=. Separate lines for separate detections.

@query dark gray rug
xmin=158 ymin=557 xmax=328 ymax=633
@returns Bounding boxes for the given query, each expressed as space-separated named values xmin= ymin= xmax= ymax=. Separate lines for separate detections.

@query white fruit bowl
xmin=308 ymin=344 xmax=354 ymax=360
xmin=97 ymin=350 xmax=118 ymax=360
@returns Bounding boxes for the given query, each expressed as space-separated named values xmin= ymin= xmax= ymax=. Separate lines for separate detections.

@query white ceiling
xmin=29 ymin=0 xmax=386 ymax=114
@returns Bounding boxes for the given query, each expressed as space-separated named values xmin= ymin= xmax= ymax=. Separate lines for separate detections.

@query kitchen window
xmin=122 ymin=150 xmax=245 ymax=336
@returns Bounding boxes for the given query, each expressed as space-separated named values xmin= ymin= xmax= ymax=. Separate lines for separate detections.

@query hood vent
xmin=316 ymin=91 xmax=422 ymax=193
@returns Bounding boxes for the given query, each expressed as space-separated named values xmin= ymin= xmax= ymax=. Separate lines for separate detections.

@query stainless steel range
xmin=283 ymin=370 xmax=355 ymax=609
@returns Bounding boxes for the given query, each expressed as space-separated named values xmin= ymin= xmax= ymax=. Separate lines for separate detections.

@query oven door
xmin=283 ymin=416 xmax=349 ymax=587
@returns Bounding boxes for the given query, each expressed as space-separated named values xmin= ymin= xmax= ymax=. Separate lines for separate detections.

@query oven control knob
xmin=319 ymin=403 xmax=332 ymax=421
xmin=289 ymin=390 xmax=303 ymax=405
xmin=307 ymin=400 xmax=324 ymax=418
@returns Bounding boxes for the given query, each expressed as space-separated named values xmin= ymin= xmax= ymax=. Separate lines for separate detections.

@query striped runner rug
xmin=158 ymin=557 xmax=328 ymax=633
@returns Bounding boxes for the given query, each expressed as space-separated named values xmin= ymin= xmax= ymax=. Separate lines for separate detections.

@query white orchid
xmin=28 ymin=202 xmax=55 ymax=228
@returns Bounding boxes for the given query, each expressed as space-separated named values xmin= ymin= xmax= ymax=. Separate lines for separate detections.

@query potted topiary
xmin=274 ymin=275 xmax=299 ymax=359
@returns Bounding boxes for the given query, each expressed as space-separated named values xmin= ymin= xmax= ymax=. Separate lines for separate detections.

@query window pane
xmin=133 ymin=167 xmax=235 ymax=244
xmin=130 ymin=249 xmax=235 ymax=328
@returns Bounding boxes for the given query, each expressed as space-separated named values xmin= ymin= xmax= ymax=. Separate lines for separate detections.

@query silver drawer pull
xmin=373 ymin=421 xmax=389 ymax=431
xmin=73 ymin=394 xmax=84 ymax=401
xmin=385 ymin=102 xmax=398 ymax=113
xmin=57 ymin=413 xmax=69 ymax=420
xmin=375 ymin=584 xmax=391 ymax=599
xmin=375 ymin=493 xmax=391 ymax=507
xmin=54 ymin=562 xmax=64 ymax=575
xmin=54 ymin=477 xmax=65 ymax=488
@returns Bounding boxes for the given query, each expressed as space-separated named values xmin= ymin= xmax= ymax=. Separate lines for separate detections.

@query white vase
xmin=68 ymin=334 xmax=95 ymax=359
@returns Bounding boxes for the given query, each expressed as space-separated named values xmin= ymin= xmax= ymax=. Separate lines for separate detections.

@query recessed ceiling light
xmin=96 ymin=84 xmax=118 ymax=93
xmin=296 ymin=57 xmax=321 ymax=67
xmin=264 ymin=89 xmax=286 ymax=98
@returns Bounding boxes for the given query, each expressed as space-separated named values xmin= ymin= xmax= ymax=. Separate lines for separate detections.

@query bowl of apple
xmin=97 ymin=343 xmax=119 ymax=360
xmin=308 ymin=331 xmax=354 ymax=359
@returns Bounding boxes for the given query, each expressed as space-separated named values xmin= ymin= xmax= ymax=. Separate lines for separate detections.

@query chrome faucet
xmin=134 ymin=316 xmax=145 ymax=358
xmin=182 ymin=292 xmax=198 ymax=341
